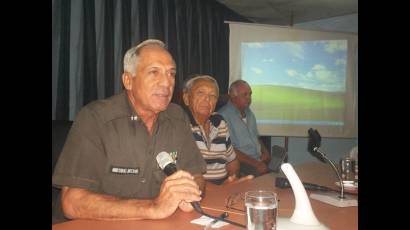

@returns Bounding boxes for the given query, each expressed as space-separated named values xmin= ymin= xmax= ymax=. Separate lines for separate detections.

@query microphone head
xmin=307 ymin=128 xmax=325 ymax=162
xmin=156 ymin=151 xmax=174 ymax=170
xmin=307 ymin=128 xmax=321 ymax=152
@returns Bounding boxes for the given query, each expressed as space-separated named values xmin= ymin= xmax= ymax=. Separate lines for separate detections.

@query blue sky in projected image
xmin=242 ymin=40 xmax=347 ymax=92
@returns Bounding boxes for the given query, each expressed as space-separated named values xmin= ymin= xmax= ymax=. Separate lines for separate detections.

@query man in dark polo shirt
xmin=52 ymin=39 xmax=206 ymax=223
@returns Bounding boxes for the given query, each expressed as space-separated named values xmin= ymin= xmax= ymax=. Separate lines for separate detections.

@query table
xmin=52 ymin=162 xmax=358 ymax=230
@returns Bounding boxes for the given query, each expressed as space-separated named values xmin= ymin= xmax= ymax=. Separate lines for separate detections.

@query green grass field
xmin=250 ymin=85 xmax=345 ymax=122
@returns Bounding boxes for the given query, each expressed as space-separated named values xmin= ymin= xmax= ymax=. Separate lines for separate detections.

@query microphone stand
xmin=309 ymin=147 xmax=357 ymax=207
xmin=313 ymin=147 xmax=344 ymax=199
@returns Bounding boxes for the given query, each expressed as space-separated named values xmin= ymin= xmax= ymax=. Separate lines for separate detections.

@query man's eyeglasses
xmin=225 ymin=192 xmax=245 ymax=213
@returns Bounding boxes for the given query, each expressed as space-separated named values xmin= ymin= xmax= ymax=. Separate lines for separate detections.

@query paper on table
xmin=190 ymin=215 xmax=230 ymax=228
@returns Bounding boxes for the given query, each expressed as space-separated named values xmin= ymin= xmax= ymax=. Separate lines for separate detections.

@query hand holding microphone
xmin=155 ymin=152 xmax=203 ymax=216
xmin=155 ymin=152 xmax=246 ymax=228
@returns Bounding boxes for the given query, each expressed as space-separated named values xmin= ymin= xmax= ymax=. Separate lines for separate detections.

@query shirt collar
xmin=184 ymin=106 xmax=219 ymax=128
xmin=124 ymin=91 xmax=171 ymax=124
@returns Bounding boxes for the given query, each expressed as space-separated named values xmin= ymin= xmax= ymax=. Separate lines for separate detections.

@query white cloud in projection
xmin=241 ymin=40 xmax=347 ymax=92
xmin=286 ymin=69 xmax=298 ymax=77
xmin=251 ymin=67 xmax=263 ymax=75
xmin=324 ymin=40 xmax=347 ymax=53
xmin=335 ymin=58 xmax=346 ymax=66
xmin=285 ymin=43 xmax=304 ymax=60
xmin=262 ymin=58 xmax=275 ymax=63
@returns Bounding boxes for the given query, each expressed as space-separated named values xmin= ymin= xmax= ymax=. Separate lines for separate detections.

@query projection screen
xmin=228 ymin=22 xmax=357 ymax=138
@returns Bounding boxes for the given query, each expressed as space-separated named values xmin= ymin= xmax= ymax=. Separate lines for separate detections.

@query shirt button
xmin=140 ymin=178 xmax=146 ymax=183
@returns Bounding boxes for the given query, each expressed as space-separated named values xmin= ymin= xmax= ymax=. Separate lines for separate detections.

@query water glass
xmin=340 ymin=157 xmax=355 ymax=182
xmin=245 ymin=190 xmax=278 ymax=230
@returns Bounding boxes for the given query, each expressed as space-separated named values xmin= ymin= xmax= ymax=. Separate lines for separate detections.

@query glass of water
xmin=245 ymin=190 xmax=278 ymax=230
xmin=340 ymin=157 xmax=355 ymax=182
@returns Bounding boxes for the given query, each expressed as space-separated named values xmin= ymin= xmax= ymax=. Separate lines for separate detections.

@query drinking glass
xmin=245 ymin=190 xmax=278 ymax=230
xmin=340 ymin=157 xmax=355 ymax=182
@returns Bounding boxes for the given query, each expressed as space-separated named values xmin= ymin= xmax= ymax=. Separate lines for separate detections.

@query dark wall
xmin=52 ymin=0 xmax=250 ymax=120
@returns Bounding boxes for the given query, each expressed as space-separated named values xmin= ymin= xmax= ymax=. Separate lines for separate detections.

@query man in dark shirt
xmin=52 ymin=39 xmax=206 ymax=223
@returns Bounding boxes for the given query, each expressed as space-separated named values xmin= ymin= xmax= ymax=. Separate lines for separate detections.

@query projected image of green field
xmin=250 ymin=85 xmax=344 ymax=123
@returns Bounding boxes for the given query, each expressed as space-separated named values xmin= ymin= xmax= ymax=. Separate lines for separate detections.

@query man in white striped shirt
xmin=182 ymin=75 xmax=243 ymax=185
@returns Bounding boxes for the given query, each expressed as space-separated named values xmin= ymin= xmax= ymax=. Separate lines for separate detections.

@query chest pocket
xmin=150 ymin=168 xmax=166 ymax=198
xmin=102 ymin=173 xmax=140 ymax=198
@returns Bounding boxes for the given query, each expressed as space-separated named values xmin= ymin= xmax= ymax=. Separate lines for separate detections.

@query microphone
xmin=307 ymin=128 xmax=325 ymax=163
xmin=155 ymin=151 xmax=203 ymax=212
xmin=306 ymin=129 xmax=357 ymax=207
xmin=156 ymin=151 xmax=246 ymax=228
xmin=307 ymin=128 xmax=345 ymax=198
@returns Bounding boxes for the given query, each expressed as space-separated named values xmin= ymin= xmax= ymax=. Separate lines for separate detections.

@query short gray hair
xmin=183 ymin=74 xmax=219 ymax=97
xmin=123 ymin=39 xmax=166 ymax=77
xmin=229 ymin=80 xmax=250 ymax=96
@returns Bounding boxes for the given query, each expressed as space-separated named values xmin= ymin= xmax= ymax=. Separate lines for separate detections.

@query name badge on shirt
xmin=111 ymin=166 xmax=140 ymax=175
xmin=169 ymin=151 xmax=178 ymax=164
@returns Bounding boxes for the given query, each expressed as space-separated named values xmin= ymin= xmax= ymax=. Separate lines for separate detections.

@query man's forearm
xmin=226 ymin=158 xmax=240 ymax=177
xmin=61 ymin=187 xmax=157 ymax=221
xmin=234 ymin=148 xmax=261 ymax=168
xmin=259 ymin=139 xmax=270 ymax=156
xmin=258 ymin=139 xmax=271 ymax=163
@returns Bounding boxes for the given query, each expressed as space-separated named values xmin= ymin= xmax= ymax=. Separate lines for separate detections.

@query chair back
xmin=271 ymin=145 xmax=287 ymax=172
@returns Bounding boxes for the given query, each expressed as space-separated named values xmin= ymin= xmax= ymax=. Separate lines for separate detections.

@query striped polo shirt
xmin=186 ymin=110 xmax=236 ymax=184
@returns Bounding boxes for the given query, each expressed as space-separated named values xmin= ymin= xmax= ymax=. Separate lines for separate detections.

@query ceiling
xmin=216 ymin=0 xmax=358 ymax=26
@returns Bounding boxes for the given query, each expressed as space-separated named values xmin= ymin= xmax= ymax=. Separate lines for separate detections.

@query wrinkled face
xmin=124 ymin=45 xmax=176 ymax=114
xmin=231 ymin=83 xmax=252 ymax=111
xmin=183 ymin=79 xmax=218 ymax=119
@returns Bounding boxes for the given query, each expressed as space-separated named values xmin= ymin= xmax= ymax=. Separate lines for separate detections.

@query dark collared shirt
xmin=52 ymin=91 xmax=206 ymax=222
